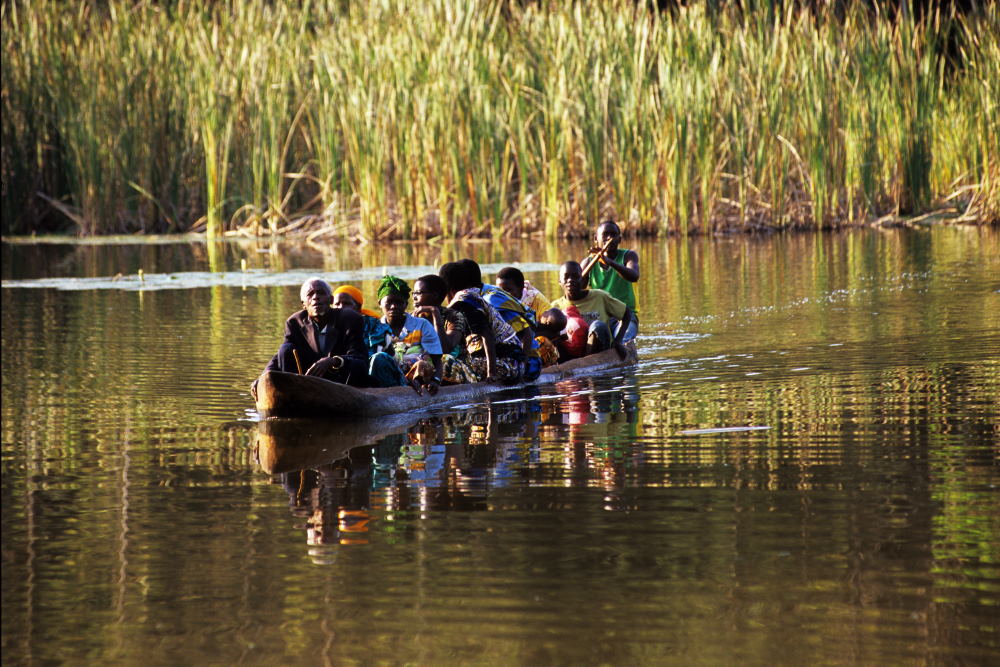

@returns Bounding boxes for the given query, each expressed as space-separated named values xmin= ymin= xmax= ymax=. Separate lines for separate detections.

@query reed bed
xmin=2 ymin=0 xmax=997 ymax=238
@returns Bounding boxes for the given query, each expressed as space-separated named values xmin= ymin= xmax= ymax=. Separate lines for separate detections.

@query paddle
xmin=581 ymin=236 xmax=616 ymax=280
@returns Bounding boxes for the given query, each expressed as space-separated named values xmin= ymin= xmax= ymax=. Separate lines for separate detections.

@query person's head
xmin=496 ymin=266 xmax=525 ymax=299
xmin=439 ymin=260 xmax=479 ymax=297
xmin=377 ymin=275 xmax=411 ymax=327
xmin=559 ymin=261 xmax=587 ymax=301
xmin=300 ymin=278 xmax=333 ymax=320
xmin=460 ymin=258 xmax=483 ymax=288
xmin=413 ymin=274 xmax=447 ymax=308
xmin=537 ymin=307 xmax=567 ymax=339
xmin=595 ymin=219 xmax=622 ymax=254
xmin=332 ymin=285 xmax=363 ymax=311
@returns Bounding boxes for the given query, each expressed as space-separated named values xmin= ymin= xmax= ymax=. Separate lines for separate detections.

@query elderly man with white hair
xmin=257 ymin=277 xmax=368 ymax=388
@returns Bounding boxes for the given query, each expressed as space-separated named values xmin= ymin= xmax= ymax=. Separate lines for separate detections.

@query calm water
xmin=2 ymin=228 xmax=998 ymax=665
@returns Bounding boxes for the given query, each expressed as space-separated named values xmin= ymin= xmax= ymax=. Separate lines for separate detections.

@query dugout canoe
xmin=254 ymin=342 xmax=638 ymax=419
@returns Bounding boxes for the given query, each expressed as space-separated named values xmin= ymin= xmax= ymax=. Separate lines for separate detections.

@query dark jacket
xmin=264 ymin=307 xmax=369 ymax=385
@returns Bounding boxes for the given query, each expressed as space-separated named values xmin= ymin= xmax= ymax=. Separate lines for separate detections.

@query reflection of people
xmin=552 ymin=261 xmax=636 ymax=358
xmin=278 ymin=447 xmax=374 ymax=553
xmin=257 ymin=278 xmax=368 ymax=390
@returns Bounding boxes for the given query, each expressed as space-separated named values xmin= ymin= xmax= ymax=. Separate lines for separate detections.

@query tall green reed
xmin=2 ymin=0 xmax=996 ymax=238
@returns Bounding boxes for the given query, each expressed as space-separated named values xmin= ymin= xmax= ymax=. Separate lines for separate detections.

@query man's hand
xmin=581 ymin=236 xmax=615 ymax=280
xmin=305 ymin=355 xmax=344 ymax=377
xmin=410 ymin=377 xmax=440 ymax=396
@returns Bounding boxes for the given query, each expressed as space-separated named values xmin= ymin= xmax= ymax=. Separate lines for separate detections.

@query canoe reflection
xmin=255 ymin=380 xmax=640 ymax=555
xmin=254 ymin=416 xmax=416 ymax=474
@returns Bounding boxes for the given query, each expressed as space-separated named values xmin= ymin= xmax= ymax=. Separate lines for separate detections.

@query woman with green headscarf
xmin=378 ymin=275 xmax=444 ymax=394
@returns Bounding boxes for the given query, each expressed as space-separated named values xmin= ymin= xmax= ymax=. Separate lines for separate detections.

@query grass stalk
xmin=3 ymin=0 xmax=996 ymax=237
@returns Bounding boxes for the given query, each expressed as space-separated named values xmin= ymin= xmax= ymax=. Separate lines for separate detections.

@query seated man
xmin=551 ymin=261 xmax=637 ymax=359
xmin=257 ymin=278 xmax=369 ymax=391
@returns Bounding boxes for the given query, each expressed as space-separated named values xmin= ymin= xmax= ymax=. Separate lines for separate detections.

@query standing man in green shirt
xmin=580 ymin=219 xmax=640 ymax=314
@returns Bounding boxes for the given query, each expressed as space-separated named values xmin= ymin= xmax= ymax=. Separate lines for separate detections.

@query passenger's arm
xmin=482 ymin=329 xmax=499 ymax=380
xmin=581 ymin=237 xmax=616 ymax=279
xmin=612 ymin=307 xmax=633 ymax=359
xmin=517 ymin=326 xmax=534 ymax=353
xmin=443 ymin=323 xmax=464 ymax=353
xmin=305 ymin=355 xmax=344 ymax=376
xmin=413 ymin=306 xmax=448 ymax=348
xmin=602 ymin=250 xmax=640 ymax=282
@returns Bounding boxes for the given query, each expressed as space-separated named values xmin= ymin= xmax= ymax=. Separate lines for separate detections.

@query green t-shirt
xmin=552 ymin=289 xmax=627 ymax=326
xmin=583 ymin=248 xmax=637 ymax=312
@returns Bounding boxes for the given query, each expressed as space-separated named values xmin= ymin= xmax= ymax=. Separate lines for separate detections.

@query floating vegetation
xmin=2 ymin=1 xmax=997 ymax=238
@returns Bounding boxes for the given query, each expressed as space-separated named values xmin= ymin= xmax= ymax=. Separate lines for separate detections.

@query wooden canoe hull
xmin=255 ymin=342 xmax=637 ymax=419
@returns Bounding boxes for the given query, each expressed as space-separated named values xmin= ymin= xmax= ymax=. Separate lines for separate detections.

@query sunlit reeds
xmin=2 ymin=0 xmax=996 ymax=238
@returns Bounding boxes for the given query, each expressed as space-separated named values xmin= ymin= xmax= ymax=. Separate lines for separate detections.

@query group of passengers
xmin=253 ymin=220 xmax=640 ymax=397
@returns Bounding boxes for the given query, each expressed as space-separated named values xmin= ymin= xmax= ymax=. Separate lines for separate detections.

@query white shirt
xmin=380 ymin=313 xmax=443 ymax=355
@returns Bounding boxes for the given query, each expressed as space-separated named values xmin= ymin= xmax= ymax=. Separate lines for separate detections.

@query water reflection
xmin=255 ymin=381 xmax=649 ymax=556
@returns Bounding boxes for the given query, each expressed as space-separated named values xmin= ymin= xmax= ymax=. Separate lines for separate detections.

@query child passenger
xmin=552 ymin=261 xmax=637 ymax=359
xmin=496 ymin=266 xmax=551 ymax=319
xmin=533 ymin=308 xmax=567 ymax=367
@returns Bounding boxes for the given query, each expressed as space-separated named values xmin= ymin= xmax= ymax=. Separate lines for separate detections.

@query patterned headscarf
xmin=377 ymin=275 xmax=410 ymax=301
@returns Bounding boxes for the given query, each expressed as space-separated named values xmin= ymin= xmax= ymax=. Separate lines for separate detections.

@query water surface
xmin=2 ymin=228 xmax=998 ymax=664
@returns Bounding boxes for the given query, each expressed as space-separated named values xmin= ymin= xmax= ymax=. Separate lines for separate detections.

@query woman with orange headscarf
xmin=332 ymin=285 xmax=381 ymax=318
xmin=332 ymin=284 xmax=406 ymax=387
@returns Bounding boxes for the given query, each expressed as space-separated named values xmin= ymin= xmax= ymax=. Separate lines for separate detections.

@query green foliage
xmin=2 ymin=0 xmax=997 ymax=237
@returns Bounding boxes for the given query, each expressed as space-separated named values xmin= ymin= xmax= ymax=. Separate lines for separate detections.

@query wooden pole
xmin=581 ymin=236 xmax=615 ymax=280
